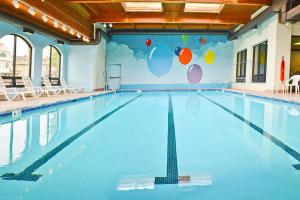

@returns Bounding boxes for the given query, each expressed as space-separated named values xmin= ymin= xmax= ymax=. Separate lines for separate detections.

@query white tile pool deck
xmin=227 ymin=88 xmax=300 ymax=104
xmin=0 ymin=91 xmax=111 ymax=114
xmin=1 ymin=89 xmax=300 ymax=115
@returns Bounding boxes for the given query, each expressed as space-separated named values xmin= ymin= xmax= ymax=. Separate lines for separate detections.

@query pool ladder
xmin=105 ymin=82 xmax=117 ymax=94
xmin=222 ymin=81 xmax=232 ymax=90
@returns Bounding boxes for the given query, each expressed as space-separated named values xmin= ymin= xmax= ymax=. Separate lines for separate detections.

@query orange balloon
xmin=178 ymin=48 xmax=192 ymax=65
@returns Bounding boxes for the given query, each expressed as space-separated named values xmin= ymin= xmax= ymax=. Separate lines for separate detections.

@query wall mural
xmin=106 ymin=34 xmax=233 ymax=89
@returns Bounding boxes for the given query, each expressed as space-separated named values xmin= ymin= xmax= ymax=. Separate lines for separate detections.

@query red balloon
xmin=178 ymin=48 xmax=192 ymax=65
xmin=200 ymin=37 xmax=206 ymax=44
xmin=146 ymin=39 xmax=152 ymax=46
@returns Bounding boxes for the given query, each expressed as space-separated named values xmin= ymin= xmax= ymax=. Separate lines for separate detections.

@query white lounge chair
xmin=0 ymin=76 xmax=24 ymax=101
xmin=285 ymin=75 xmax=300 ymax=94
xmin=20 ymin=76 xmax=45 ymax=99
xmin=60 ymin=78 xmax=84 ymax=93
xmin=42 ymin=77 xmax=64 ymax=95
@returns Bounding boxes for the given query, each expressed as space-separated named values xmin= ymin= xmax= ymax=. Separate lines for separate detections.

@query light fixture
xmin=28 ymin=7 xmax=36 ymax=16
xmin=293 ymin=42 xmax=300 ymax=46
xmin=53 ymin=20 xmax=59 ymax=28
xmin=57 ymin=40 xmax=64 ymax=45
xmin=109 ymin=23 xmax=113 ymax=28
xmin=69 ymin=29 xmax=75 ymax=35
xmin=122 ymin=2 xmax=162 ymax=12
xmin=83 ymin=37 xmax=90 ymax=43
xmin=12 ymin=0 xmax=89 ymax=42
xmin=61 ymin=25 xmax=67 ymax=31
xmin=103 ymin=23 xmax=107 ymax=28
xmin=42 ymin=14 xmax=48 ymax=22
xmin=23 ymin=27 xmax=34 ymax=35
xmin=12 ymin=0 xmax=20 ymax=9
xmin=184 ymin=3 xmax=224 ymax=13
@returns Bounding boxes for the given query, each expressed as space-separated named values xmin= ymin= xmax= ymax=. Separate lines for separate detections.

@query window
xmin=236 ymin=49 xmax=247 ymax=83
xmin=121 ymin=2 xmax=162 ymax=12
xmin=184 ymin=3 xmax=224 ymax=13
xmin=252 ymin=41 xmax=268 ymax=83
xmin=42 ymin=46 xmax=61 ymax=85
xmin=0 ymin=35 xmax=32 ymax=87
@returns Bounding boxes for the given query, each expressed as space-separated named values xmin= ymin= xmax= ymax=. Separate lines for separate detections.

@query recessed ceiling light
xmin=122 ymin=2 xmax=162 ymax=12
xmin=12 ymin=0 xmax=20 ymax=9
xmin=184 ymin=3 xmax=224 ymax=13
xmin=28 ymin=7 xmax=36 ymax=16
xmin=69 ymin=29 xmax=74 ymax=35
xmin=42 ymin=14 xmax=48 ymax=22
xmin=53 ymin=20 xmax=59 ymax=28
xmin=61 ymin=25 xmax=67 ymax=31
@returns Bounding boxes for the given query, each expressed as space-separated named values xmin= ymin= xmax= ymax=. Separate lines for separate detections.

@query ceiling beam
xmin=91 ymin=14 xmax=250 ymax=24
xmin=82 ymin=3 xmax=100 ymax=16
xmin=64 ymin=0 xmax=272 ymax=6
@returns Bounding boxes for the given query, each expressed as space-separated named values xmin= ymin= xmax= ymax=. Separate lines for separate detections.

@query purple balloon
xmin=187 ymin=64 xmax=202 ymax=84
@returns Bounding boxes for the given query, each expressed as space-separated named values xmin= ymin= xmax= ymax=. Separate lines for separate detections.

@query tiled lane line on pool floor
xmin=155 ymin=94 xmax=179 ymax=184
xmin=198 ymin=94 xmax=300 ymax=170
xmin=1 ymin=95 xmax=142 ymax=182
xmin=155 ymin=94 xmax=190 ymax=185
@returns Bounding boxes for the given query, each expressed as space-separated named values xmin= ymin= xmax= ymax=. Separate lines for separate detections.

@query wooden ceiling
xmin=0 ymin=0 xmax=273 ymax=41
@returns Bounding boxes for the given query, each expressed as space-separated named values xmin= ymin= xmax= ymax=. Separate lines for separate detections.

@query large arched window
xmin=42 ymin=46 xmax=61 ymax=85
xmin=0 ymin=35 xmax=32 ymax=87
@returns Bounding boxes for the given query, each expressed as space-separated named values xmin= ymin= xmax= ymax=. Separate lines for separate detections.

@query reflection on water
xmin=0 ymin=119 xmax=28 ymax=166
xmin=40 ymin=111 xmax=60 ymax=146
xmin=0 ymin=110 xmax=60 ymax=167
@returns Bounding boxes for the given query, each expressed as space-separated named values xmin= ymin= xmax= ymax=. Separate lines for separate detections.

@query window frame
xmin=43 ymin=45 xmax=61 ymax=85
xmin=252 ymin=41 xmax=268 ymax=83
xmin=0 ymin=34 xmax=32 ymax=87
xmin=236 ymin=49 xmax=247 ymax=83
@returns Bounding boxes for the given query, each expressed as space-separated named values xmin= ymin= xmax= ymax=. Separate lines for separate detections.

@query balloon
xmin=187 ymin=64 xmax=202 ymax=84
xmin=204 ymin=49 xmax=215 ymax=64
xmin=146 ymin=39 xmax=152 ymax=46
xmin=178 ymin=48 xmax=192 ymax=65
xmin=181 ymin=35 xmax=189 ymax=43
xmin=147 ymin=45 xmax=173 ymax=77
xmin=200 ymin=37 xmax=206 ymax=44
xmin=175 ymin=47 xmax=182 ymax=56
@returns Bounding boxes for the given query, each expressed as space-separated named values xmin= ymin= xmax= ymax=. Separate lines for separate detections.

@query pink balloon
xmin=187 ymin=64 xmax=202 ymax=84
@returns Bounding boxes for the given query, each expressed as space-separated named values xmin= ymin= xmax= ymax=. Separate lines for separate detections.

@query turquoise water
xmin=0 ymin=91 xmax=300 ymax=199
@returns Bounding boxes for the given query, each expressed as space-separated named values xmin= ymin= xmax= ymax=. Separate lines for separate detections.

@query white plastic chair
xmin=60 ymin=78 xmax=84 ymax=93
xmin=285 ymin=75 xmax=300 ymax=94
xmin=20 ymin=76 xmax=45 ymax=99
xmin=0 ymin=76 xmax=24 ymax=101
xmin=42 ymin=77 xmax=64 ymax=96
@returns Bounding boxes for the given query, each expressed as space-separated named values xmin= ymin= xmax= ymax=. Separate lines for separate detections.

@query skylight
xmin=184 ymin=3 xmax=224 ymax=13
xmin=122 ymin=2 xmax=162 ymax=12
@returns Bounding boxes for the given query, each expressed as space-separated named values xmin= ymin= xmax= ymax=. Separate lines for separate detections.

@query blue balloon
xmin=175 ymin=47 xmax=182 ymax=56
xmin=147 ymin=45 xmax=173 ymax=77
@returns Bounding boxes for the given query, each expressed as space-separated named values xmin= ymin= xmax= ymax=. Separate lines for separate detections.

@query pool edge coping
xmin=0 ymin=91 xmax=113 ymax=119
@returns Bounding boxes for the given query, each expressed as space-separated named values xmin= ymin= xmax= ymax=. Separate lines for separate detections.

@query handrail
xmin=222 ymin=81 xmax=232 ymax=90
xmin=104 ymin=82 xmax=116 ymax=94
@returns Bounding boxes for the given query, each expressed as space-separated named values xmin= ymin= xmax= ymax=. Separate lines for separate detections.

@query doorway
xmin=290 ymin=36 xmax=300 ymax=76
xmin=107 ymin=64 xmax=121 ymax=90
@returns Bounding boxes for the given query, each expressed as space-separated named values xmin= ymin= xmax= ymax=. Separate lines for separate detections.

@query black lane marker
xmin=155 ymin=94 xmax=179 ymax=185
xmin=1 ymin=95 xmax=142 ymax=181
xmin=198 ymin=94 xmax=300 ymax=170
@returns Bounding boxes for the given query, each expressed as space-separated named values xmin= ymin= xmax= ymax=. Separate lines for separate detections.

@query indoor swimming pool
xmin=0 ymin=91 xmax=300 ymax=200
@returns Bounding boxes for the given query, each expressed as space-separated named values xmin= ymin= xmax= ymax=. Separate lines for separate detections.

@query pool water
xmin=0 ymin=91 xmax=300 ymax=199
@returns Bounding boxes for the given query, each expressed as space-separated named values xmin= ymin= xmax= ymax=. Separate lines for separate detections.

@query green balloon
xmin=181 ymin=35 xmax=189 ymax=43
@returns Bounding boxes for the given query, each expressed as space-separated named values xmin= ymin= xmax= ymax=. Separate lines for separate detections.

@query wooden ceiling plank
xmin=91 ymin=14 xmax=250 ymax=24
xmin=63 ymin=0 xmax=272 ymax=6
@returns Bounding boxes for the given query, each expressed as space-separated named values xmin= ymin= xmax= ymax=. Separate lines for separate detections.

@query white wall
xmin=0 ymin=21 xmax=68 ymax=86
xmin=67 ymin=37 xmax=106 ymax=92
xmin=232 ymin=14 xmax=292 ymax=91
